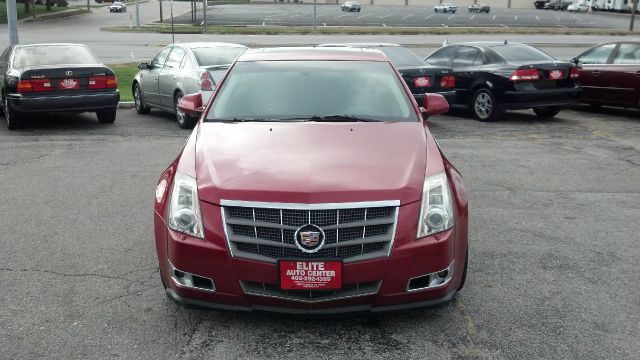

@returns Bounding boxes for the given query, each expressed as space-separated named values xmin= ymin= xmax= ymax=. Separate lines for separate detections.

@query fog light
xmin=168 ymin=261 xmax=215 ymax=292
xmin=407 ymin=261 xmax=455 ymax=291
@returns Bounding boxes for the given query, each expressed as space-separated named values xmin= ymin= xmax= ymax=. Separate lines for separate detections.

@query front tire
xmin=133 ymin=82 xmax=151 ymax=114
xmin=174 ymin=91 xmax=197 ymax=129
xmin=4 ymin=98 xmax=25 ymax=130
xmin=97 ymin=108 xmax=117 ymax=124
xmin=458 ymin=249 xmax=468 ymax=291
xmin=533 ymin=106 xmax=561 ymax=118
xmin=471 ymin=88 xmax=501 ymax=121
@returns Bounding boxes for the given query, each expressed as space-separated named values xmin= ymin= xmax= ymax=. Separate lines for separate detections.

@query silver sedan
xmin=132 ymin=42 xmax=248 ymax=128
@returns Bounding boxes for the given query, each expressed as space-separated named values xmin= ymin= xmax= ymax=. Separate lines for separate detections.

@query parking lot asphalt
xmin=1 ymin=107 xmax=639 ymax=359
xmin=172 ymin=4 xmax=633 ymax=29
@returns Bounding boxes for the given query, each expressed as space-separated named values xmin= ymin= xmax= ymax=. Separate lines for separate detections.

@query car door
xmin=140 ymin=46 xmax=172 ymax=107
xmin=576 ymin=43 xmax=617 ymax=104
xmin=0 ymin=46 xmax=12 ymax=99
xmin=450 ymin=46 xmax=482 ymax=100
xmin=606 ymin=43 xmax=640 ymax=107
xmin=158 ymin=46 xmax=186 ymax=109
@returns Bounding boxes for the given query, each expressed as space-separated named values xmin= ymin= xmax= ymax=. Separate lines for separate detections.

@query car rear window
xmin=191 ymin=47 xmax=247 ymax=66
xmin=489 ymin=45 xmax=555 ymax=62
xmin=207 ymin=60 xmax=418 ymax=122
xmin=13 ymin=45 xmax=100 ymax=67
xmin=378 ymin=47 xmax=426 ymax=68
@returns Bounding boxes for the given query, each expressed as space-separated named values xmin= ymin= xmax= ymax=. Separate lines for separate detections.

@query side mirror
xmin=419 ymin=93 xmax=449 ymax=119
xmin=138 ymin=63 xmax=149 ymax=70
xmin=178 ymin=93 xmax=204 ymax=117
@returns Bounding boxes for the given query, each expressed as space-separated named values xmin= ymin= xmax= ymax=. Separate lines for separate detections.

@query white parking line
xmin=492 ymin=15 xmax=496 ymax=20
xmin=402 ymin=14 xmax=413 ymax=20
xmin=500 ymin=24 xmax=508 ymax=28
xmin=130 ymin=51 xmax=135 ymax=59
xmin=381 ymin=14 xmax=392 ymax=19
xmin=335 ymin=14 xmax=348 ymax=18
xmin=555 ymin=15 xmax=561 ymax=21
xmin=323 ymin=23 xmax=327 ymax=27
xmin=514 ymin=15 xmax=517 ymax=21
xmin=383 ymin=23 xmax=387 ymax=27
xmin=426 ymin=14 xmax=434 ymax=20
xmin=470 ymin=15 xmax=475 ymax=20
xmin=357 ymin=14 xmax=369 ymax=19
xmin=441 ymin=23 xmax=449 ymax=27
xmin=536 ymin=15 xmax=540 ymax=21
xmin=447 ymin=14 xmax=455 ymax=20
xmin=557 ymin=24 xmax=568 ymax=28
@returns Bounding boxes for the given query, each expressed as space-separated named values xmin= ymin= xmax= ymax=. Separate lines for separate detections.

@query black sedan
xmin=468 ymin=3 xmax=490 ymax=12
xmin=425 ymin=42 xmax=581 ymax=121
xmin=318 ymin=43 xmax=456 ymax=105
xmin=0 ymin=43 xmax=120 ymax=130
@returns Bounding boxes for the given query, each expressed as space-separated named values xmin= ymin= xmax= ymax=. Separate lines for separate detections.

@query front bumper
xmin=6 ymin=91 xmax=120 ymax=114
xmin=155 ymin=201 xmax=467 ymax=314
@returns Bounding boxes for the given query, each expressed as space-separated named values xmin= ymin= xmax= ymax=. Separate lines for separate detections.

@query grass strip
xmin=109 ymin=62 xmax=139 ymax=102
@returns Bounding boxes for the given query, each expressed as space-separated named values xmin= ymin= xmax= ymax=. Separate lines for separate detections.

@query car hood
xmin=195 ymin=122 xmax=428 ymax=205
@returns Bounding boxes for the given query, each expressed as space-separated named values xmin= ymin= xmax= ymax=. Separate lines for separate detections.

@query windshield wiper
xmin=308 ymin=114 xmax=381 ymax=122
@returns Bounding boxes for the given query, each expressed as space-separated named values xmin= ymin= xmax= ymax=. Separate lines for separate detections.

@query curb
xmin=22 ymin=8 xmax=89 ymax=23
xmin=118 ymin=102 xmax=135 ymax=109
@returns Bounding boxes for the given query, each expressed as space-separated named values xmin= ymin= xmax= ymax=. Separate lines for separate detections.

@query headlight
xmin=168 ymin=173 xmax=204 ymax=239
xmin=417 ymin=172 xmax=455 ymax=238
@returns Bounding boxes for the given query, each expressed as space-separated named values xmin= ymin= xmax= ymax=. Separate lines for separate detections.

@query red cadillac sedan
xmin=153 ymin=47 xmax=469 ymax=314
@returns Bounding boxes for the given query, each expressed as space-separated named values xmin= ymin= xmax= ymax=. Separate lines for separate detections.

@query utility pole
xmin=159 ymin=0 xmax=163 ymax=22
xmin=87 ymin=0 xmax=90 ymax=12
xmin=313 ymin=0 xmax=317 ymax=30
xmin=203 ymin=0 xmax=208 ymax=33
xmin=7 ymin=0 xmax=19 ymax=45
xmin=135 ymin=0 xmax=141 ymax=30
xmin=631 ymin=0 xmax=638 ymax=31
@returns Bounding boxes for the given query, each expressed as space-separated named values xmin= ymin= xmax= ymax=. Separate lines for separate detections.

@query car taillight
xmin=89 ymin=75 xmax=118 ymax=89
xmin=199 ymin=71 xmax=213 ymax=91
xmin=440 ymin=75 xmax=455 ymax=88
xmin=413 ymin=76 xmax=431 ymax=88
xmin=570 ymin=67 xmax=580 ymax=79
xmin=17 ymin=79 xmax=51 ymax=93
xmin=17 ymin=80 xmax=33 ymax=93
xmin=509 ymin=68 xmax=540 ymax=81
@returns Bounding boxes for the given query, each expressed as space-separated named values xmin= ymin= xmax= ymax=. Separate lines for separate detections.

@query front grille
xmin=240 ymin=281 xmax=382 ymax=303
xmin=221 ymin=200 xmax=399 ymax=263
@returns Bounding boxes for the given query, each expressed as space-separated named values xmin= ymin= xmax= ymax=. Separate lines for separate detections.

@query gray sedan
xmin=132 ymin=42 xmax=247 ymax=128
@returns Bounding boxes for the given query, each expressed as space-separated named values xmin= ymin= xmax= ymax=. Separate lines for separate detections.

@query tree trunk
xmin=46 ymin=0 xmax=51 ymax=11
xmin=24 ymin=0 xmax=31 ymax=14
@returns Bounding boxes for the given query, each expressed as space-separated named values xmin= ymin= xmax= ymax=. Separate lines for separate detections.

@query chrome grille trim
xmin=240 ymin=281 xmax=382 ymax=303
xmin=220 ymin=200 xmax=400 ymax=263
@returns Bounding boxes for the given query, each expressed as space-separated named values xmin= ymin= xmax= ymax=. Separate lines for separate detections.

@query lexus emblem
xmin=65 ymin=70 xmax=73 ymax=76
xmin=294 ymin=224 xmax=325 ymax=253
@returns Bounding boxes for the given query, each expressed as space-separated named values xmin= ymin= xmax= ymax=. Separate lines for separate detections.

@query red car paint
xmin=154 ymin=48 xmax=469 ymax=313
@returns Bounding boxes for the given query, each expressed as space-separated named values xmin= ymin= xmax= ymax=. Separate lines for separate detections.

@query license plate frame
xmin=279 ymin=260 xmax=342 ymax=291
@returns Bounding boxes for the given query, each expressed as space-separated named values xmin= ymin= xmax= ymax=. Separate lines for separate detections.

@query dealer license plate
xmin=548 ymin=70 xmax=564 ymax=80
xmin=279 ymin=260 xmax=342 ymax=290
xmin=58 ymin=78 xmax=80 ymax=90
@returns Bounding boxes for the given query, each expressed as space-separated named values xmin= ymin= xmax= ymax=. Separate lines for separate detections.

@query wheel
xmin=471 ymin=88 xmax=501 ymax=121
xmin=97 ymin=108 xmax=117 ymax=124
xmin=174 ymin=91 xmax=197 ymax=129
xmin=357 ymin=8 xmax=360 ymax=12
xmin=533 ymin=106 xmax=561 ymax=118
xmin=457 ymin=249 xmax=468 ymax=291
xmin=4 ymin=98 xmax=25 ymax=130
xmin=133 ymin=82 xmax=150 ymax=114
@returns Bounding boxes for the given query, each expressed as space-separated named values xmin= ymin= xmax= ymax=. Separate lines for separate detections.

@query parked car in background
xmin=534 ymin=0 xmax=549 ymax=9
xmin=108 ymin=2 xmax=126 ymax=12
xmin=132 ymin=42 xmax=247 ymax=128
xmin=0 ymin=43 xmax=119 ymax=130
xmin=544 ymin=0 xmax=571 ymax=9
xmin=567 ymin=3 xmax=589 ymax=11
xmin=157 ymin=47 xmax=468 ymax=313
xmin=317 ymin=43 xmax=456 ymax=106
xmin=340 ymin=1 xmax=361 ymax=12
xmin=424 ymin=42 xmax=581 ymax=121
xmin=468 ymin=3 xmax=491 ymax=12
xmin=434 ymin=3 xmax=458 ymax=13
xmin=572 ymin=42 xmax=640 ymax=112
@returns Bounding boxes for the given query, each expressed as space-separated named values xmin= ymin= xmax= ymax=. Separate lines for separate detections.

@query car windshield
xmin=378 ymin=47 xmax=426 ymax=67
xmin=13 ymin=45 xmax=100 ymax=67
xmin=206 ymin=60 xmax=418 ymax=122
xmin=192 ymin=47 xmax=247 ymax=66
xmin=490 ymin=45 xmax=555 ymax=62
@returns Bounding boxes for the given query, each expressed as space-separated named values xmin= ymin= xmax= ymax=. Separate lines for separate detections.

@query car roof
xmin=317 ymin=43 xmax=401 ymax=48
xmin=15 ymin=43 xmax=89 ymax=48
xmin=176 ymin=42 xmax=248 ymax=49
xmin=237 ymin=47 xmax=389 ymax=62
xmin=453 ymin=42 xmax=526 ymax=48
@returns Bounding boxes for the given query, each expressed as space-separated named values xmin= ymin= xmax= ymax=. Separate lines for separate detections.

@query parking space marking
xmin=130 ymin=51 xmax=135 ymax=59
xmin=381 ymin=14 xmax=392 ymax=18
xmin=500 ymin=24 xmax=508 ymax=27
xmin=383 ymin=23 xmax=388 ymax=27
xmin=558 ymin=24 xmax=568 ymax=28
xmin=556 ymin=15 xmax=561 ymax=21
xmin=447 ymin=14 xmax=455 ymax=20
xmin=492 ymin=14 xmax=496 ymax=20
xmin=357 ymin=14 xmax=369 ymax=19
xmin=515 ymin=15 xmax=517 ymax=21
xmin=536 ymin=15 xmax=540 ymax=21
xmin=426 ymin=14 xmax=434 ymax=19
xmin=470 ymin=14 xmax=476 ymax=20
xmin=442 ymin=23 xmax=449 ymax=27
xmin=401 ymin=14 xmax=413 ymax=19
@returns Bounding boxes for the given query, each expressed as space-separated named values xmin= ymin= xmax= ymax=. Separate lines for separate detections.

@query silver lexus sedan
xmin=132 ymin=42 xmax=248 ymax=128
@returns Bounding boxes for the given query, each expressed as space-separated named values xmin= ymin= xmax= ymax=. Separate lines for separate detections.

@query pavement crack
xmin=455 ymin=299 xmax=481 ymax=358
xmin=0 ymin=153 xmax=52 ymax=167
xmin=0 ymin=267 xmax=154 ymax=286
